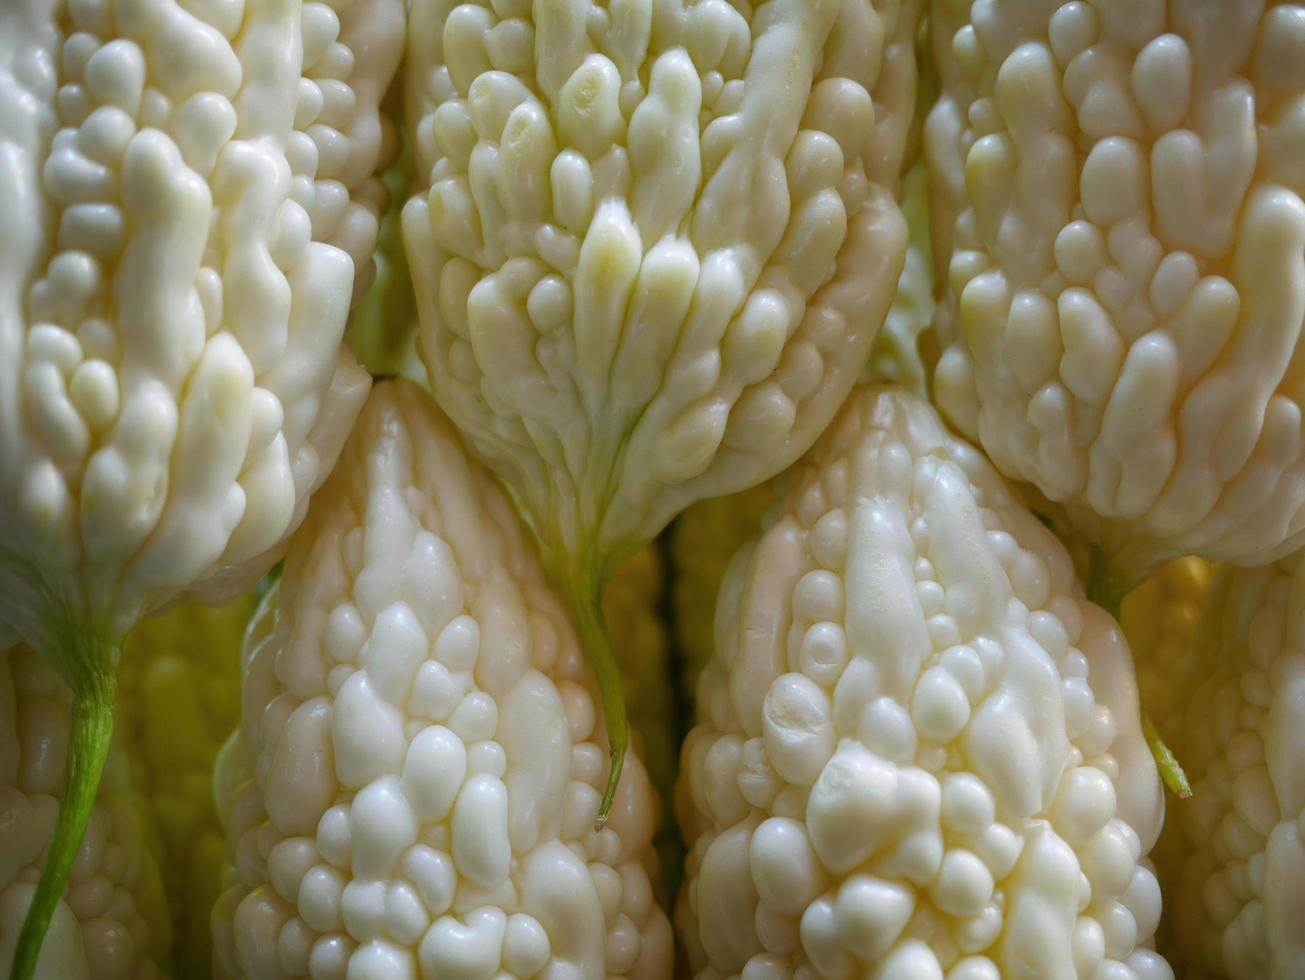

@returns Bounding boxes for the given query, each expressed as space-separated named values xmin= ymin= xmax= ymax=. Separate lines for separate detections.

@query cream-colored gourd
xmin=0 ymin=645 xmax=170 ymax=979
xmin=214 ymin=381 xmax=672 ymax=980
xmin=678 ymin=385 xmax=1169 ymax=979
xmin=928 ymin=0 xmax=1305 ymax=585
xmin=671 ymin=164 xmax=935 ymax=699
xmin=403 ymin=0 xmax=923 ymax=816
xmin=0 ymin=0 xmax=403 ymax=969
xmin=1155 ymin=556 xmax=1305 ymax=980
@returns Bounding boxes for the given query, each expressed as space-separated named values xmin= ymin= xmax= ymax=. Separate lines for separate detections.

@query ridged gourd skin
xmin=1153 ymin=557 xmax=1305 ymax=980
xmin=0 ymin=0 xmax=403 ymax=966
xmin=402 ymin=0 xmax=923 ymax=825
xmin=402 ymin=0 xmax=921 ymax=570
xmin=677 ymin=385 xmax=1169 ymax=979
xmin=116 ymin=596 xmax=255 ymax=977
xmin=0 ymin=0 xmax=404 ymax=646
xmin=213 ymin=381 xmax=673 ymax=980
xmin=927 ymin=0 xmax=1305 ymax=584
xmin=0 ymin=645 xmax=170 ymax=979
xmin=669 ymin=170 xmax=936 ymax=701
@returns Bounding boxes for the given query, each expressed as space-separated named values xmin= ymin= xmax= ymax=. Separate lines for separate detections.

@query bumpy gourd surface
xmin=1155 ymin=557 xmax=1305 ymax=980
xmin=678 ymin=385 xmax=1169 ymax=979
xmin=928 ymin=0 xmax=1305 ymax=580
xmin=670 ymin=176 xmax=936 ymax=700
xmin=402 ymin=0 xmax=919 ymax=563
xmin=0 ymin=0 xmax=402 ymax=643
xmin=1118 ymin=557 xmax=1211 ymax=744
xmin=0 ymin=646 xmax=169 ymax=978
xmin=214 ymin=382 xmax=672 ymax=980
xmin=116 ymin=595 xmax=254 ymax=976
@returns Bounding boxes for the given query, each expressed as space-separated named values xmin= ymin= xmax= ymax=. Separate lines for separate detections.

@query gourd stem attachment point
xmin=1086 ymin=548 xmax=1129 ymax=624
xmin=1086 ymin=549 xmax=1191 ymax=800
xmin=9 ymin=633 xmax=116 ymax=980
xmin=1142 ymin=712 xmax=1192 ymax=799
xmin=560 ymin=566 xmax=626 ymax=831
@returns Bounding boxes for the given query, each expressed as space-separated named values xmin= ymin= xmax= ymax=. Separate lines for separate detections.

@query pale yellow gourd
xmin=928 ymin=0 xmax=1305 ymax=587
xmin=678 ymin=385 xmax=1169 ymax=978
xmin=213 ymin=381 xmax=673 ymax=979
xmin=0 ymin=0 xmax=403 ymax=969
xmin=403 ymin=0 xmax=924 ymax=817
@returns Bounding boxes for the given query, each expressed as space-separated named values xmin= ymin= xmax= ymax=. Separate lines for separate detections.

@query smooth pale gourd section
xmin=928 ymin=0 xmax=1305 ymax=580
xmin=678 ymin=385 xmax=1169 ymax=979
xmin=402 ymin=0 xmax=919 ymax=561
xmin=0 ymin=646 xmax=169 ymax=979
xmin=214 ymin=382 xmax=671 ymax=980
xmin=1153 ymin=556 xmax=1305 ymax=980
xmin=0 ymin=0 xmax=401 ymax=640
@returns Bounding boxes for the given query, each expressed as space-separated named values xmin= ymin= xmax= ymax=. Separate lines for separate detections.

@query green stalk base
xmin=1142 ymin=713 xmax=1192 ymax=799
xmin=8 ymin=633 xmax=116 ymax=980
xmin=559 ymin=567 xmax=627 ymax=830
xmin=1086 ymin=549 xmax=1192 ymax=800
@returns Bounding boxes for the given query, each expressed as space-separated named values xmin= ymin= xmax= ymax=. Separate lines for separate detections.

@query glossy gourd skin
xmin=928 ymin=0 xmax=1305 ymax=585
xmin=401 ymin=0 xmax=923 ymax=817
xmin=670 ymin=168 xmax=936 ymax=701
xmin=0 ymin=0 xmax=403 ymax=647
xmin=677 ymin=385 xmax=1169 ymax=979
xmin=404 ymin=0 xmax=920 ymax=567
xmin=214 ymin=381 xmax=672 ymax=980
xmin=8 ymin=0 xmax=1305 ymax=973
xmin=1154 ymin=557 xmax=1305 ymax=980
xmin=0 ymin=0 xmax=403 ymax=968
xmin=0 ymin=645 xmax=170 ymax=979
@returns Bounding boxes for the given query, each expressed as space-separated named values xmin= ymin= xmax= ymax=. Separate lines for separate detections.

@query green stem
xmin=345 ymin=114 xmax=416 ymax=378
xmin=9 ymin=635 xmax=116 ymax=980
xmin=1086 ymin=548 xmax=1128 ymax=623
xmin=1085 ymin=549 xmax=1191 ymax=800
xmin=560 ymin=567 xmax=627 ymax=830
xmin=1142 ymin=713 xmax=1192 ymax=799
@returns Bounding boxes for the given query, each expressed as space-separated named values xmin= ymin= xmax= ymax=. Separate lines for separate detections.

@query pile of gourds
xmin=2 ymin=0 xmax=1303 ymax=977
